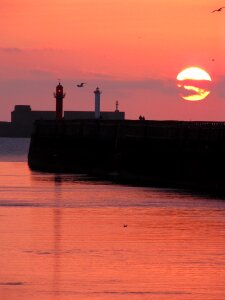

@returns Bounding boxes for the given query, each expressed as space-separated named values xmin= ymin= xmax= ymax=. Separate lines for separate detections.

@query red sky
xmin=0 ymin=0 xmax=225 ymax=121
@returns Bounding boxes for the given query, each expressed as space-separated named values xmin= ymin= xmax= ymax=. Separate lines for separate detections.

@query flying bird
xmin=77 ymin=82 xmax=87 ymax=87
xmin=211 ymin=7 xmax=225 ymax=13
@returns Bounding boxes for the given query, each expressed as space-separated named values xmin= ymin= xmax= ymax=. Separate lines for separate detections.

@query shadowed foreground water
xmin=0 ymin=139 xmax=225 ymax=299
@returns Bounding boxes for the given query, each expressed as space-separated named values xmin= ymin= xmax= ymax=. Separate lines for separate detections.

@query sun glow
xmin=177 ymin=67 xmax=212 ymax=81
xmin=176 ymin=67 xmax=212 ymax=101
xmin=182 ymin=86 xmax=210 ymax=101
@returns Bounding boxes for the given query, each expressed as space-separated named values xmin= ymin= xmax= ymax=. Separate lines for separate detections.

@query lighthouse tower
xmin=94 ymin=87 xmax=101 ymax=119
xmin=54 ymin=82 xmax=65 ymax=120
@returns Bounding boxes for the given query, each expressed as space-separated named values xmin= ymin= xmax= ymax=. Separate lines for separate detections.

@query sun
xmin=176 ymin=67 xmax=212 ymax=101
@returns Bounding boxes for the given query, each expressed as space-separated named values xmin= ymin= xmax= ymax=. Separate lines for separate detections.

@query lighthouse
xmin=94 ymin=87 xmax=101 ymax=119
xmin=54 ymin=82 xmax=65 ymax=120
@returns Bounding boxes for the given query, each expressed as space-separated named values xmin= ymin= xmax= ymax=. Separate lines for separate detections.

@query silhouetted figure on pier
xmin=139 ymin=115 xmax=145 ymax=121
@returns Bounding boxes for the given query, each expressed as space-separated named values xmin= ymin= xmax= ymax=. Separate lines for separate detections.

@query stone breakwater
xmin=28 ymin=119 xmax=225 ymax=194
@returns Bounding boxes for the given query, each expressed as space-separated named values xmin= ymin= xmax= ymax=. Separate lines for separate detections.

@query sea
xmin=0 ymin=137 xmax=225 ymax=300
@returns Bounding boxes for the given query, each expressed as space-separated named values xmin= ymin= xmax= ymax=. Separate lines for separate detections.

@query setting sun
xmin=177 ymin=67 xmax=212 ymax=101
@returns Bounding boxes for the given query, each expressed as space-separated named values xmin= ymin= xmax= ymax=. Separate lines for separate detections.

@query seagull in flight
xmin=77 ymin=82 xmax=87 ymax=87
xmin=211 ymin=7 xmax=225 ymax=12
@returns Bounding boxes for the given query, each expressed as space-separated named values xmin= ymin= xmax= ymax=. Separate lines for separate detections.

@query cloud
xmin=80 ymin=78 xmax=178 ymax=96
xmin=212 ymin=76 xmax=225 ymax=98
xmin=82 ymin=70 xmax=115 ymax=80
xmin=0 ymin=47 xmax=63 ymax=54
xmin=0 ymin=47 xmax=22 ymax=53
xmin=29 ymin=69 xmax=56 ymax=79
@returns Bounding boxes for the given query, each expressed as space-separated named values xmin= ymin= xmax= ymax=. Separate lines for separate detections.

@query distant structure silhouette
xmin=54 ymin=82 xmax=66 ymax=120
xmin=77 ymin=82 xmax=87 ymax=87
xmin=139 ymin=115 xmax=145 ymax=121
xmin=94 ymin=87 xmax=101 ymax=119
xmin=211 ymin=7 xmax=225 ymax=12
xmin=115 ymin=101 xmax=119 ymax=112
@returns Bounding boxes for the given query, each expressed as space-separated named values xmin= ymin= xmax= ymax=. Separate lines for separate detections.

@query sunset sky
xmin=0 ymin=0 xmax=225 ymax=121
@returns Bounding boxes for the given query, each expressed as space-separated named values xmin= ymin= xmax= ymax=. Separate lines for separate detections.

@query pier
xmin=28 ymin=119 xmax=225 ymax=194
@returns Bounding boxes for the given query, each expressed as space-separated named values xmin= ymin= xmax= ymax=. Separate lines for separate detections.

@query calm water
xmin=0 ymin=138 xmax=225 ymax=300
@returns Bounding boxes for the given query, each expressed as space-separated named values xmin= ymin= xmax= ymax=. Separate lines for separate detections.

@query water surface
xmin=0 ymin=138 xmax=225 ymax=299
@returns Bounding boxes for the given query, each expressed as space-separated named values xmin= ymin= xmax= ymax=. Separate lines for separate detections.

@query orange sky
xmin=0 ymin=0 xmax=225 ymax=121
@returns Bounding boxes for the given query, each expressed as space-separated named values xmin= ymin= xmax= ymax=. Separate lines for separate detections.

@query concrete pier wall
xmin=28 ymin=119 xmax=225 ymax=193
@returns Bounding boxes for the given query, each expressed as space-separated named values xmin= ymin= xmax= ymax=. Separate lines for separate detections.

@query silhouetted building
xmin=11 ymin=105 xmax=56 ymax=125
xmin=54 ymin=82 xmax=65 ymax=120
xmin=64 ymin=111 xmax=124 ymax=120
xmin=94 ymin=87 xmax=101 ymax=119
xmin=0 ymin=121 xmax=13 ymax=137
xmin=0 ymin=83 xmax=125 ymax=137
xmin=11 ymin=105 xmax=124 ymax=123
xmin=0 ymin=105 xmax=125 ymax=137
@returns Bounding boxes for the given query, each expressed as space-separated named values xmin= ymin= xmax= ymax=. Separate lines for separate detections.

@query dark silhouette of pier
xmin=28 ymin=119 xmax=225 ymax=195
